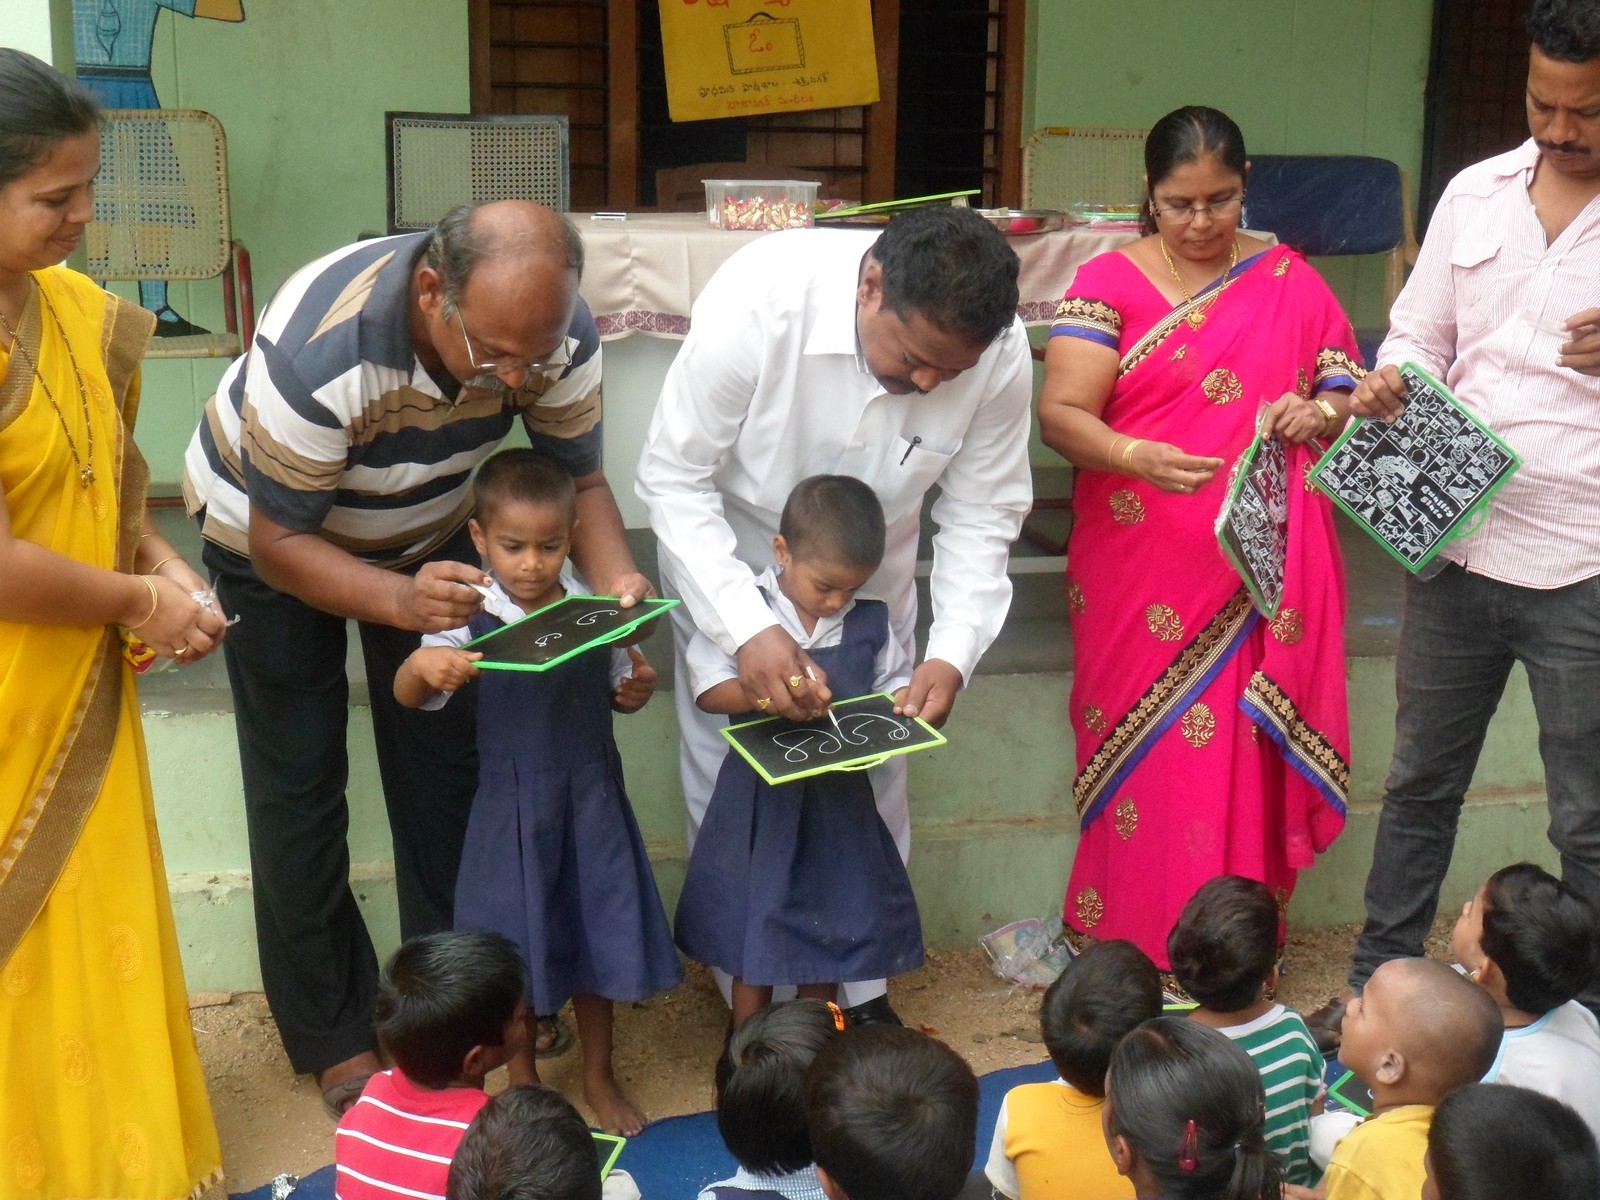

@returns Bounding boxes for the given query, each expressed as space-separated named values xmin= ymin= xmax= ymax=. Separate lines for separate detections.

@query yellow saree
xmin=0 ymin=267 xmax=221 ymax=1200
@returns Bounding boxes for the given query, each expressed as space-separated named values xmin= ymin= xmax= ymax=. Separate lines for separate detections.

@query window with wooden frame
xmin=468 ymin=0 xmax=1026 ymax=211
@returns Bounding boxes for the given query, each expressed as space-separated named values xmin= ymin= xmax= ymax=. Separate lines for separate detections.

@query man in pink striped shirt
xmin=336 ymin=933 xmax=527 ymax=1200
xmin=1314 ymin=0 xmax=1600 ymax=1046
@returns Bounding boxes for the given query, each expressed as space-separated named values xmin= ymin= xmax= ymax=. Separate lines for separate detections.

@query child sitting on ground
xmin=675 ymin=475 xmax=919 ymax=1028
xmin=1450 ymin=861 xmax=1600 ymax=1147
xmin=699 ymin=999 xmax=845 ymax=1200
xmin=447 ymin=1084 xmax=609 ymax=1200
xmin=1316 ymin=958 xmax=1503 ymax=1200
xmin=985 ymin=940 xmax=1162 ymax=1200
xmin=1101 ymin=1016 xmax=1281 ymax=1200
xmin=394 ymin=449 xmax=681 ymax=1135
xmin=1167 ymin=875 xmax=1325 ymax=1187
xmin=1422 ymin=1082 xmax=1600 ymax=1200
xmin=336 ymin=932 xmax=526 ymax=1200
xmin=806 ymin=1025 xmax=978 ymax=1200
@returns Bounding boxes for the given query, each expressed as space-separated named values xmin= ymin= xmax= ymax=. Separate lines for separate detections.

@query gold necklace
xmin=1160 ymin=237 xmax=1239 ymax=330
xmin=0 ymin=284 xmax=96 ymax=488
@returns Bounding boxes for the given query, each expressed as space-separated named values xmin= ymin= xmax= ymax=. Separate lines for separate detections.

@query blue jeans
xmin=1351 ymin=564 xmax=1600 ymax=1000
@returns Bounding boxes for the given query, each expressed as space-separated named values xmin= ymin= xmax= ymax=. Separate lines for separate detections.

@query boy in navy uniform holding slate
xmin=394 ymin=449 xmax=680 ymax=1135
xmin=676 ymin=475 xmax=921 ymax=1028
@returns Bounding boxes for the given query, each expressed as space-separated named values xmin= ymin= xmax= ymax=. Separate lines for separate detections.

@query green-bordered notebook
xmin=1216 ymin=423 xmax=1289 ymax=618
xmin=721 ymin=692 xmax=946 ymax=786
xmin=592 ymin=1132 xmax=626 ymax=1179
xmin=1310 ymin=362 xmax=1521 ymax=573
xmin=465 ymin=595 xmax=678 ymax=672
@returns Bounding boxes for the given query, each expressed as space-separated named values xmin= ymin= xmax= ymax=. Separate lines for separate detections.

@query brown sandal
xmin=535 ymin=1013 xmax=574 ymax=1059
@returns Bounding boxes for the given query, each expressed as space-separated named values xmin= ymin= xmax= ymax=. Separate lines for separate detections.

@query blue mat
xmin=229 ymin=1060 xmax=1058 ymax=1200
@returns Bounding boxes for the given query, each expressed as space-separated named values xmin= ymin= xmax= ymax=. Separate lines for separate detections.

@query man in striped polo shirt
xmin=182 ymin=200 xmax=648 ymax=1112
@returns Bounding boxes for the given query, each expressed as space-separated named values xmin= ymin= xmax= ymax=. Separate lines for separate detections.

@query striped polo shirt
xmin=182 ymin=231 xmax=603 ymax=568
xmin=1217 ymin=1005 xmax=1325 ymax=1187
xmin=334 ymin=1069 xmax=487 ymax=1200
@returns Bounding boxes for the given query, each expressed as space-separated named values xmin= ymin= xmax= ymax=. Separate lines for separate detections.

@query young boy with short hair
xmin=984 ymin=940 xmax=1161 ymax=1200
xmin=806 ymin=1026 xmax=978 ymax=1200
xmin=1453 ymin=862 xmax=1600 ymax=1147
xmin=335 ymin=932 xmax=526 ymax=1200
xmin=1315 ymin=958 xmax=1503 ymax=1200
xmin=446 ymin=1085 xmax=603 ymax=1200
xmin=1168 ymin=875 xmax=1326 ymax=1187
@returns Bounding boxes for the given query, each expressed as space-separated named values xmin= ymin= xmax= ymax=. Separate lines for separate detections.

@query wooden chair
xmin=87 ymin=109 xmax=254 ymax=360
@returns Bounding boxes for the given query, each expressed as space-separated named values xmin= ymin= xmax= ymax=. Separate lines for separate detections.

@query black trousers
xmin=203 ymin=528 xmax=479 ymax=1076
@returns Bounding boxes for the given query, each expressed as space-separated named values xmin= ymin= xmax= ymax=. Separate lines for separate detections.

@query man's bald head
xmin=425 ymin=200 xmax=584 ymax=314
xmin=1377 ymin=958 xmax=1503 ymax=1093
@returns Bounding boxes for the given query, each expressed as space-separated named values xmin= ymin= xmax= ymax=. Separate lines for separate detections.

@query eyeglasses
xmin=1149 ymin=194 xmax=1245 ymax=225
xmin=452 ymin=308 xmax=570 ymax=390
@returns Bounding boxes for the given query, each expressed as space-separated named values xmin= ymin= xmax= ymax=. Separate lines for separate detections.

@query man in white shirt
xmin=636 ymin=206 xmax=1033 ymax=1022
xmin=1315 ymin=0 xmax=1600 ymax=1043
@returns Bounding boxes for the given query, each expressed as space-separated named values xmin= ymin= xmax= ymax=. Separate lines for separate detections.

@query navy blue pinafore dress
xmin=673 ymin=600 xmax=924 ymax=986
xmin=453 ymin=610 xmax=682 ymax=1012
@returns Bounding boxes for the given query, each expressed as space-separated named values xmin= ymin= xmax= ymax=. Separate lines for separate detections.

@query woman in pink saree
xmin=1040 ymin=107 xmax=1359 ymax=970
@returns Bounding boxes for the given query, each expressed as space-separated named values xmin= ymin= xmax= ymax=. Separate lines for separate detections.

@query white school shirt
xmin=1483 ymin=999 xmax=1600 ymax=1149
xmin=683 ymin=564 xmax=913 ymax=702
xmin=1376 ymin=138 xmax=1600 ymax=587
xmin=635 ymin=227 xmax=1034 ymax=680
xmin=417 ymin=570 xmax=632 ymax=710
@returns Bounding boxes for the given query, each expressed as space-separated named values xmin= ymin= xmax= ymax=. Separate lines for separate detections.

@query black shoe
xmin=842 ymin=996 xmax=904 ymax=1027
xmin=1304 ymin=993 xmax=1351 ymax=1056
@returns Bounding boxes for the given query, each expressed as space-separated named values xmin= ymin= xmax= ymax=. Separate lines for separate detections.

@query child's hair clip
xmin=1178 ymin=1118 xmax=1199 ymax=1172
xmin=826 ymin=1000 xmax=847 ymax=1032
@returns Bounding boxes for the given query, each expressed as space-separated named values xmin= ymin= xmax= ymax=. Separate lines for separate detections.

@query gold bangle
xmin=128 ymin=575 xmax=159 ymax=630
xmin=1107 ymin=434 xmax=1128 ymax=467
xmin=1122 ymin=438 xmax=1144 ymax=469
xmin=148 ymin=554 xmax=181 ymax=575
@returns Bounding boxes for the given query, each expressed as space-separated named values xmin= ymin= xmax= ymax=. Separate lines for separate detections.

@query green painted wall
xmin=102 ymin=0 xmax=470 ymax=491
xmin=1025 ymin=0 xmax=1435 ymax=327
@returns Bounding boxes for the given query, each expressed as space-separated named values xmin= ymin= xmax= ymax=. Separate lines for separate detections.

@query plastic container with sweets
xmin=704 ymin=179 xmax=820 ymax=231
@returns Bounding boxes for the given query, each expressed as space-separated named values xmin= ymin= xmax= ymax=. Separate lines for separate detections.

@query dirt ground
xmin=196 ymin=918 xmax=1455 ymax=1192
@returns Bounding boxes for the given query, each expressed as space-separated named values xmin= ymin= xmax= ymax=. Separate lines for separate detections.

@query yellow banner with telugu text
xmin=658 ymin=0 xmax=880 ymax=123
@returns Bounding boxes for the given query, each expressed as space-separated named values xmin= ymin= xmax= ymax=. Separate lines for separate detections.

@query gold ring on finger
xmin=756 ymin=697 xmax=771 ymax=711
xmin=788 ymin=674 xmax=804 ymax=689
xmin=175 ymin=644 xmax=189 ymax=656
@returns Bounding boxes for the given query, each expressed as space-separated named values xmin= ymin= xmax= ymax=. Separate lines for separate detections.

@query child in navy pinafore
xmin=675 ymin=475 xmax=924 ymax=1026
xmin=393 ymin=450 xmax=679 ymax=1135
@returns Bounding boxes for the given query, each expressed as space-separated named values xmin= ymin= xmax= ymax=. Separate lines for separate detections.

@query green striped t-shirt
xmin=1218 ymin=1005 xmax=1326 ymax=1187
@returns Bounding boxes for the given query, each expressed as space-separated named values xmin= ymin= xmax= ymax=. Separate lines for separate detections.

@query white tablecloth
xmin=574 ymin=212 xmax=1138 ymax=340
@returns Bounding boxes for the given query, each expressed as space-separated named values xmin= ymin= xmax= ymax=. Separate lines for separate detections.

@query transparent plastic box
xmin=704 ymin=179 xmax=819 ymax=231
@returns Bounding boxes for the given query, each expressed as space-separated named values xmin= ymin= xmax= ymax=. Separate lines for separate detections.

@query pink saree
xmin=1056 ymin=246 xmax=1356 ymax=967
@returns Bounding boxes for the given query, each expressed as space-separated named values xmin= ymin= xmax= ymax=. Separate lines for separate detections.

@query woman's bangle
xmin=1122 ymin=438 xmax=1145 ymax=469
xmin=148 ymin=554 xmax=181 ymax=575
xmin=128 ymin=575 xmax=159 ymax=630
xmin=1107 ymin=434 xmax=1128 ymax=467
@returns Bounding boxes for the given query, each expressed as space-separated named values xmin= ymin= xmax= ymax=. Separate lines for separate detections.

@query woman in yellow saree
xmin=0 ymin=51 xmax=228 ymax=1200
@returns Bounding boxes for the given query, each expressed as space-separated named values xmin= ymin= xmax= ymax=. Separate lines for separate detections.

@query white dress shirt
xmin=1377 ymin=139 xmax=1600 ymax=587
xmin=635 ymin=227 xmax=1034 ymax=678
xmin=683 ymin=564 xmax=913 ymax=701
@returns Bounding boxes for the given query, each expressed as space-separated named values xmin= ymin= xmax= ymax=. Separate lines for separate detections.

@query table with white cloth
xmin=574 ymin=212 xmax=1136 ymax=526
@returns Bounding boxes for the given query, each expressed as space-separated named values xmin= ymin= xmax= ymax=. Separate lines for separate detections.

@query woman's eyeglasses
xmin=453 ymin=309 xmax=570 ymax=390
xmin=1150 ymin=194 xmax=1245 ymax=225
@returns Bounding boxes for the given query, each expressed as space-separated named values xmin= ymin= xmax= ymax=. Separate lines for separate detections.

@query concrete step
xmin=143 ymin=508 xmax=1556 ymax=992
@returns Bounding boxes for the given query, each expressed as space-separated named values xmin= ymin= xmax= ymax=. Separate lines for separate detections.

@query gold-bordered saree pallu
xmin=0 ymin=266 xmax=222 ymax=1200
xmin=1054 ymin=247 xmax=1356 ymax=968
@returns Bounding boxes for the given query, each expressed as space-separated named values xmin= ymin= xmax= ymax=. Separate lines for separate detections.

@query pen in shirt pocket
xmin=899 ymin=435 xmax=922 ymax=466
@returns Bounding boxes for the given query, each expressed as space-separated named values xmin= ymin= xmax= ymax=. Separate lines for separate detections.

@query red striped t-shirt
xmin=335 ymin=1070 xmax=489 ymax=1200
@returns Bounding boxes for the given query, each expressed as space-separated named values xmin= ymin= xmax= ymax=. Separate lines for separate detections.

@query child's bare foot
xmin=585 ymin=1071 xmax=646 ymax=1136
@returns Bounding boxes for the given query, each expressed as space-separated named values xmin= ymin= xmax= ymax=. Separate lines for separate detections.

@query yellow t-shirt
xmin=1323 ymin=1104 xmax=1433 ymax=1200
xmin=984 ymin=1080 xmax=1133 ymax=1200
